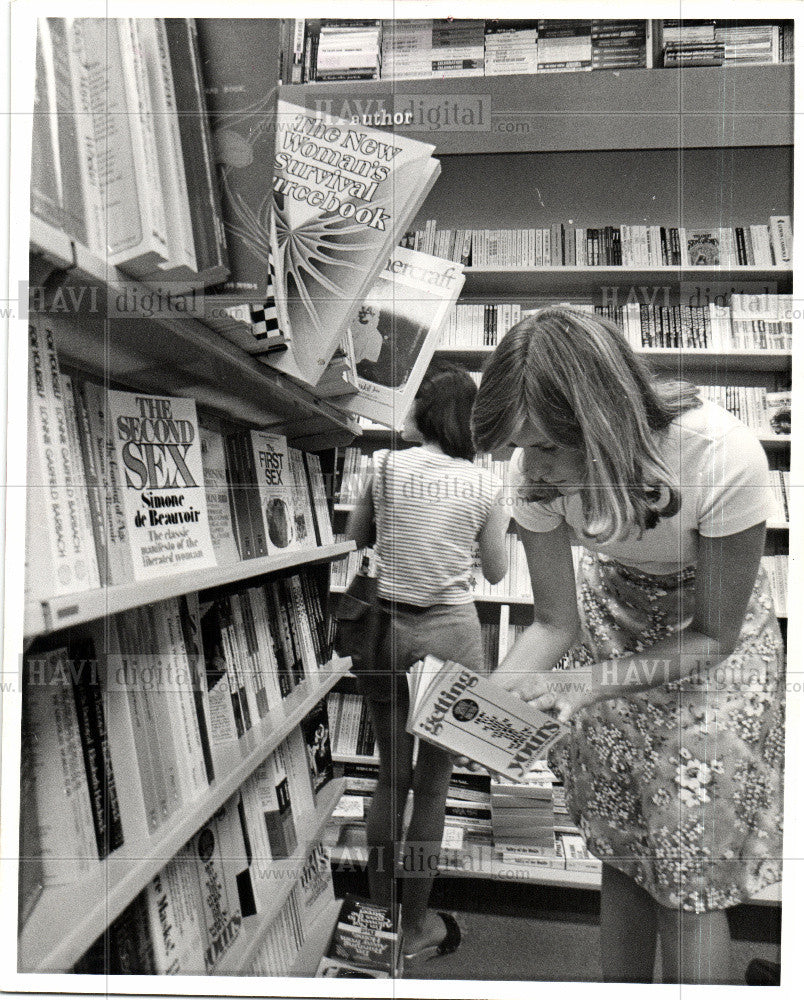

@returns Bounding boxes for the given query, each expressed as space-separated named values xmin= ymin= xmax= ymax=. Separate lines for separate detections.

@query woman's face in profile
xmin=513 ymin=418 xmax=585 ymax=499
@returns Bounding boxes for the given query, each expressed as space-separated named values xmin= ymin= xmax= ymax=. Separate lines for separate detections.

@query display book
xmin=24 ymin=310 xmax=335 ymax=601
xmin=316 ymin=895 xmax=400 ymax=978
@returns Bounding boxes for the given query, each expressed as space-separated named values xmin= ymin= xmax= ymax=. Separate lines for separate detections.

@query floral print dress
xmin=551 ymin=550 xmax=785 ymax=913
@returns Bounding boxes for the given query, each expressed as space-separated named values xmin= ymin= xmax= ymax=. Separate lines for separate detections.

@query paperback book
xmin=264 ymin=99 xmax=441 ymax=386
xmin=106 ymin=390 xmax=216 ymax=579
xmin=407 ymin=656 xmax=568 ymax=781
xmin=333 ymin=246 xmax=465 ymax=429
xmin=316 ymin=895 xmax=399 ymax=977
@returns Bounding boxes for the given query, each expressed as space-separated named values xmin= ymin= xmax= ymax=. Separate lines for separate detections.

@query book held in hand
xmin=407 ymin=656 xmax=567 ymax=781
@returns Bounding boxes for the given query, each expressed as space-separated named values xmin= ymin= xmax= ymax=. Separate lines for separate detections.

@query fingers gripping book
xmin=406 ymin=656 xmax=567 ymax=781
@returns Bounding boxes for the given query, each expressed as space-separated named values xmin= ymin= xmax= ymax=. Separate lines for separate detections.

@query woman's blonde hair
xmin=472 ymin=307 xmax=701 ymax=542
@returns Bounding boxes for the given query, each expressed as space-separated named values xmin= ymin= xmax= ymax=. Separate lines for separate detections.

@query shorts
xmin=355 ymin=599 xmax=485 ymax=704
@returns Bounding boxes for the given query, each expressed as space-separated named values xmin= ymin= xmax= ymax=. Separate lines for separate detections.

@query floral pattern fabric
xmin=551 ymin=550 xmax=785 ymax=913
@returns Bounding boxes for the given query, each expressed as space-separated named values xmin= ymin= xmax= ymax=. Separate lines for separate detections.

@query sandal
xmin=401 ymin=912 xmax=462 ymax=963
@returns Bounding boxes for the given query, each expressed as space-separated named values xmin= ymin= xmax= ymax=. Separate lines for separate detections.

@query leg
xmin=362 ymin=692 xmax=415 ymax=914
xmin=399 ymin=739 xmax=457 ymax=954
xmin=599 ymin=863 xmax=658 ymax=983
xmin=656 ymin=905 xmax=733 ymax=984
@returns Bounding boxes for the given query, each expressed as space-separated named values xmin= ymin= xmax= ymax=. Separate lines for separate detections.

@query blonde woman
xmin=472 ymin=307 xmax=784 ymax=984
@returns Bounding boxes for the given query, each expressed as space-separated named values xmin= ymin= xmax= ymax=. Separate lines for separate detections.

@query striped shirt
xmin=372 ymin=446 xmax=502 ymax=606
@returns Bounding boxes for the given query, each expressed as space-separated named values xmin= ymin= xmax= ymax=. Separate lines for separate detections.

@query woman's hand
xmin=494 ymin=666 xmax=593 ymax=724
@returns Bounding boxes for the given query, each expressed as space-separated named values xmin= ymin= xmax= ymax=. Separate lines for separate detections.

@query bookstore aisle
xmin=2 ymin=11 xmax=793 ymax=992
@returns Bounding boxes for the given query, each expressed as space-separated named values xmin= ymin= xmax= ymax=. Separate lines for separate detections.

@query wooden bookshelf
xmin=281 ymin=64 xmax=793 ymax=154
xmin=229 ymin=779 xmax=345 ymax=975
xmin=19 ymin=661 xmax=351 ymax=974
xmin=24 ymin=540 xmax=356 ymax=638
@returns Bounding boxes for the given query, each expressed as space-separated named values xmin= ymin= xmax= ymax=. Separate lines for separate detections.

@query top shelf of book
xmin=280 ymin=65 xmax=793 ymax=155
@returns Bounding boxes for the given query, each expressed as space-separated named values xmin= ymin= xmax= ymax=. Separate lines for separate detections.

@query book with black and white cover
xmin=333 ymin=247 xmax=465 ymax=429
xmin=287 ymin=448 xmax=316 ymax=549
xmin=407 ymin=656 xmax=567 ymax=781
xmin=145 ymin=845 xmax=207 ymax=974
xmin=299 ymin=698 xmax=334 ymax=798
xmin=106 ymin=389 xmax=216 ymax=580
xmin=302 ymin=451 xmax=335 ymax=546
xmin=244 ymin=430 xmax=296 ymax=554
xmin=323 ymin=895 xmax=399 ymax=974
xmin=764 ymin=391 xmax=791 ymax=436
xmin=190 ymin=804 xmax=244 ymax=972
xmin=264 ymin=100 xmax=440 ymax=386
xmin=250 ymin=749 xmax=298 ymax=860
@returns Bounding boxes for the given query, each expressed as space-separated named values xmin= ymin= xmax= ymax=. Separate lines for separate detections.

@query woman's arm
xmin=532 ymin=521 xmax=767 ymax=721
xmin=493 ymin=521 xmax=582 ymax=699
xmin=477 ymin=491 xmax=509 ymax=584
xmin=345 ymin=475 xmax=375 ymax=550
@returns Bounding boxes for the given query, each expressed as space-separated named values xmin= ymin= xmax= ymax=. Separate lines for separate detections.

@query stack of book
xmin=661 ymin=20 xmax=724 ymax=67
xmin=537 ymin=20 xmax=592 ymax=72
xmin=379 ymin=19 xmax=433 ymax=80
xmin=769 ymin=471 xmax=791 ymax=525
xmin=591 ymin=19 xmax=650 ymax=69
xmin=715 ymin=22 xmax=784 ymax=64
xmin=762 ymin=555 xmax=788 ymax=617
xmin=431 ymin=18 xmax=486 ymax=77
xmin=484 ymin=21 xmax=539 ymax=76
xmin=314 ymin=19 xmax=382 ymax=81
xmin=491 ymin=773 xmax=557 ymax=858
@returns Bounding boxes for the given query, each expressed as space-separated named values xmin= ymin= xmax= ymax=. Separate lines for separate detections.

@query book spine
xmin=286 ymin=574 xmax=319 ymax=676
xmin=26 ymin=319 xmax=80 ymax=596
xmin=69 ymin=636 xmax=125 ymax=858
xmin=224 ymin=433 xmax=254 ymax=559
xmin=26 ymin=648 xmax=99 ymax=883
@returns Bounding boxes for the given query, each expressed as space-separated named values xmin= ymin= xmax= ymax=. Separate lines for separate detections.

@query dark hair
xmin=413 ymin=362 xmax=477 ymax=461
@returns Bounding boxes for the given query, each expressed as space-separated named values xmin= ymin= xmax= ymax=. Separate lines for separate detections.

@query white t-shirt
xmin=373 ymin=446 xmax=502 ymax=605
xmin=509 ymin=399 xmax=773 ymax=574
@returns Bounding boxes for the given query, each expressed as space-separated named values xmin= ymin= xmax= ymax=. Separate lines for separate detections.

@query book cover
xmin=199 ymin=415 xmax=239 ymax=565
xmin=145 ymin=847 xmax=207 ymax=974
xmin=300 ymin=698 xmax=334 ymax=797
xmin=765 ymin=391 xmax=791 ymax=436
xmin=106 ymin=389 xmax=216 ymax=579
xmin=246 ymin=430 xmax=296 ymax=554
xmin=327 ymin=895 xmax=399 ymax=973
xmin=333 ymin=247 xmax=465 ymax=429
xmin=190 ymin=807 xmax=243 ymax=972
xmin=302 ymin=451 xmax=335 ymax=546
xmin=252 ymin=750 xmax=298 ymax=859
xmin=287 ymin=447 xmax=316 ymax=549
xmin=685 ymin=230 xmax=721 ymax=266
xmin=264 ymin=99 xmax=440 ymax=386
xmin=407 ymin=656 xmax=567 ymax=781
xmin=195 ymin=19 xmax=282 ymax=302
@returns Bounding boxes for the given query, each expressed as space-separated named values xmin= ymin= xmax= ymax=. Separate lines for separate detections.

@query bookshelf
xmin=24 ymin=540 xmax=355 ymax=639
xmin=19 ymin=662 xmax=350 ymax=973
xmin=282 ymin=63 xmax=794 ymax=153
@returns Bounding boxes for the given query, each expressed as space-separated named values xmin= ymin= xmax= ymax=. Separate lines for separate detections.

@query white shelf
xmin=329 ymin=584 xmax=532 ymax=606
xmin=229 ymin=780 xmax=346 ymax=974
xmin=24 ymin=541 xmax=355 ymax=638
xmin=332 ymin=752 xmax=380 ymax=766
xmin=461 ymin=264 xmax=792 ymax=298
xmin=288 ymin=897 xmax=341 ymax=977
xmin=19 ymin=660 xmax=352 ymax=974
xmin=31 ymin=235 xmax=360 ymax=446
xmin=436 ymin=346 xmax=792 ymax=372
xmin=30 ymin=215 xmax=75 ymax=270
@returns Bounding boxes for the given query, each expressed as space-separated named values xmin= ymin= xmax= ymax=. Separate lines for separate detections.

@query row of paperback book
xmin=762 ymin=555 xmax=789 ymax=618
xmin=327 ymin=691 xmax=378 ymax=761
xmin=25 ymin=314 xmax=334 ymax=599
xmin=662 ymin=19 xmax=792 ymax=67
xmin=769 ymin=471 xmax=791 ymax=525
xmin=416 ymin=217 xmax=793 ymax=268
xmin=439 ymin=297 xmax=793 ymax=352
xmin=283 ymin=19 xmax=792 ymax=82
xmin=22 ymin=567 xmax=334 ymax=891
xmin=699 ymin=386 xmax=791 ymax=437
xmin=73 ymin=814 xmax=335 ymax=975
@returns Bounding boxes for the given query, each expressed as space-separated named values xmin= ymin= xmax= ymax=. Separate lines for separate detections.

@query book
xmin=198 ymin=415 xmax=239 ymax=565
xmin=243 ymin=430 xmax=296 ymax=554
xmin=145 ymin=845 xmax=207 ymax=974
xmin=288 ymin=447 xmax=316 ymax=548
xmin=251 ymin=749 xmax=298 ymax=859
xmin=163 ymin=18 xmax=230 ymax=289
xmin=264 ymin=99 xmax=441 ymax=386
xmin=105 ymin=389 xmax=216 ymax=579
xmin=299 ymin=699 xmax=334 ymax=798
xmin=407 ymin=656 xmax=567 ymax=781
xmin=333 ymin=246 xmax=465 ymax=429
xmin=195 ymin=19 xmax=282 ymax=303
xmin=190 ymin=804 xmax=244 ymax=972
xmin=303 ymin=451 xmax=335 ymax=546
xmin=765 ymin=391 xmax=791 ymax=436
xmin=323 ymin=895 xmax=399 ymax=974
